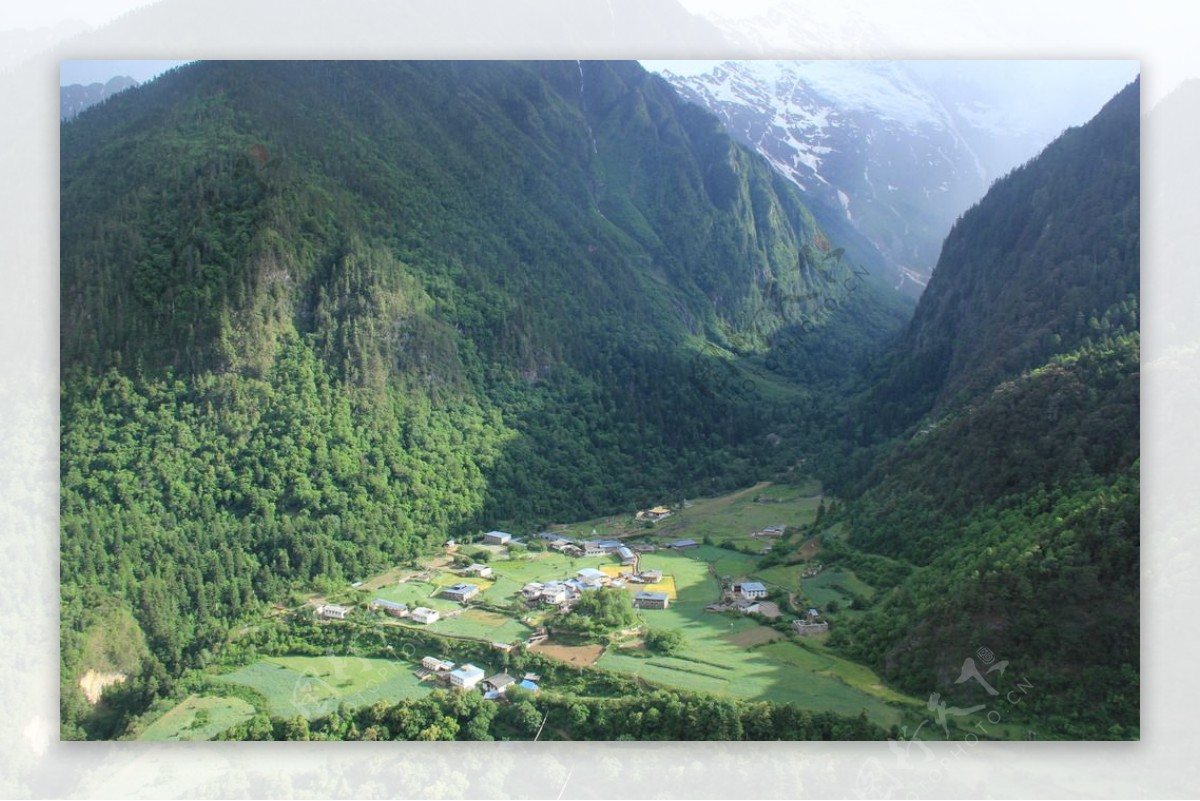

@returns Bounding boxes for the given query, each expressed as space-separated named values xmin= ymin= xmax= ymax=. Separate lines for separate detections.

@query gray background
xmin=3 ymin=0 xmax=1195 ymax=797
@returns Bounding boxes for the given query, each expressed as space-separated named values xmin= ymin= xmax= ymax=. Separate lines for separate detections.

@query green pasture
xmin=137 ymin=694 xmax=255 ymax=741
xmin=218 ymin=655 xmax=431 ymax=719
xmin=367 ymin=580 xmax=460 ymax=614
xmin=598 ymin=625 xmax=907 ymax=727
xmin=800 ymin=570 xmax=875 ymax=608
xmin=432 ymin=608 xmax=533 ymax=643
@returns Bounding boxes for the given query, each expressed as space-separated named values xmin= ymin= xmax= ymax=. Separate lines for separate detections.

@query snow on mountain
xmin=661 ymin=60 xmax=988 ymax=294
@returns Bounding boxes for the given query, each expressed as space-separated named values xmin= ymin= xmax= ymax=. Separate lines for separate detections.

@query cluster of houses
xmin=418 ymin=655 xmax=541 ymax=699
xmin=533 ymin=532 xmax=639 ymax=565
xmin=518 ymin=565 xmax=669 ymax=611
xmin=361 ymin=598 xmax=441 ymax=625
xmin=801 ymin=562 xmax=824 ymax=579
xmin=318 ymin=600 xmax=438 ymax=626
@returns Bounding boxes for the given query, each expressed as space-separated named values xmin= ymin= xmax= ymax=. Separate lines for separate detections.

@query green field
xmin=485 ymin=551 xmax=586 ymax=583
xmin=367 ymin=580 xmax=461 ymax=615
xmin=649 ymin=482 xmax=822 ymax=547
xmin=599 ymin=597 xmax=910 ymax=727
xmin=432 ymin=608 xmax=534 ymax=643
xmin=558 ymin=480 xmax=822 ymax=547
xmin=593 ymin=530 xmax=914 ymax=728
xmin=799 ymin=570 xmax=875 ymax=607
xmin=137 ymin=694 xmax=256 ymax=741
xmin=332 ymin=481 xmax=918 ymax=730
xmin=219 ymin=655 xmax=432 ymax=719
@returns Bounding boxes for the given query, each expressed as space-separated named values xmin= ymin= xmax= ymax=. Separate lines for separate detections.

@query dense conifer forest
xmin=59 ymin=62 xmax=1138 ymax=741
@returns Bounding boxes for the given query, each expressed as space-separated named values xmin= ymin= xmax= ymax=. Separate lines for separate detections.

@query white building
xmin=449 ymin=664 xmax=485 ymax=690
xmin=580 ymin=541 xmax=607 ymax=557
xmin=484 ymin=531 xmax=512 ymax=545
xmin=411 ymin=606 xmax=440 ymax=624
xmin=422 ymin=656 xmax=454 ymax=672
xmin=315 ymin=604 xmax=349 ymax=620
xmin=540 ymin=584 xmax=569 ymax=605
xmin=576 ymin=567 xmax=606 ymax=586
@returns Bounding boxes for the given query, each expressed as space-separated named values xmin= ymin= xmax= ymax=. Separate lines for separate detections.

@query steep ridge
xmin=824 ymin=80 xmax=1140 ymax=739
xmin=864 ymin=79 xmax=1139 ymax=437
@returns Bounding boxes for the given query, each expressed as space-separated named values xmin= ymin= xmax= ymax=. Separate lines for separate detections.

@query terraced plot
xmin=137 ymin=695 xmax=255 ymax=741
xmin=219 ymin=655 xmax=432 ymax=719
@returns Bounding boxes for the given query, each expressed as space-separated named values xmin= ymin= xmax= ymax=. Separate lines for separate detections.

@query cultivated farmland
xmin=219 ymin=655 xmax=431 ymax=719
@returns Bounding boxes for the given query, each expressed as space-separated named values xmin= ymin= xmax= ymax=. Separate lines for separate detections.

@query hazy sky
xmin=644 ymin=60 xmax=1138 ymax=140
xmin=4 ymin=0 xmax=152 ymax=29
xmin=59 ymin=59 xmax=190 ymax=85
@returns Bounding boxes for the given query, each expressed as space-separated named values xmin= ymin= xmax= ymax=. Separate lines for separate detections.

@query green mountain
xmin=863 ymin=79 xmax=1139 ymax=438
xmin=59 ymin=60 xmax=1139 ymax=742
xmin=825 ymin=80 xmax=1140 ymax=739
xmin=59 ymin=60 xmax=909 ymax=737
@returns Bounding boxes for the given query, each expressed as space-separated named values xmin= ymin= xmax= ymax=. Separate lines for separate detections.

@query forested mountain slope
xmin=59 ymin=60 xmax=909 ymax=737
xmin=863 ymin=79 xmax=1140 ymax=438
xmin=825 ymin=80 xmax=1140 ymax=739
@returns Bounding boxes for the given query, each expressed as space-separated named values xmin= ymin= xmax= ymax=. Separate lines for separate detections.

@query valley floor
xmin=128 ymin=480 xmax=1007 ymax=741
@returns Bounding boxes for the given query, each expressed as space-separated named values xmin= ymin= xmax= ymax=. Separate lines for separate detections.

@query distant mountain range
xmin=656 ymin=60 xmax=1131 ymax=296
xmin=60 ymin=75 xmax=138 ymax=120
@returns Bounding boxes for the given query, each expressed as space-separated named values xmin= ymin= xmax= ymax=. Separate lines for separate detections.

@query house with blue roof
xmin=634 ymin=591 xmax=670 ymax=609
xmin=442 ymin=582 xmax=481 ymax=602
xmin=449 ymin=664 xmax=485 ymax=690
xmin=368 ymin=598 xmax=409 ymax=618
xmin=576 ymin=567 xmax=606 ymax=585
xmin=736 ymin=581 xmax=768 ymax=600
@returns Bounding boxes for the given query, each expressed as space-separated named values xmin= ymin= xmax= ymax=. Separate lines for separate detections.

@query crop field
xmin=432 ymin=608 xmax=533 ymax=643
xmin=723 ymin=626 xmax=785 ymax=648
xmin=598 ymin=629 xmax=904 ymax=726
xmin=219 ymin=655 xmax=431 ymax=719
xmin=325 ymin=481 xmax=916 ymax=729
xmin=480 ymin=575 xmax=525 ymax=605
xmin=643 ymin=481 xmax=823 ymax=547
xmin=800 ymin=570 xmax=875 ymax=607
xmin=529 ymin=641 xmax=605 ymax=666
xmin=137 ymin=694 xmax=255 ymax=741
xmin=754 ymin=564 xmax=806 ymax=594
xmin=487 ymin=551 xmax=589 ymax=582
xmin=367 ymin=580 xmax=460 ymax=614
xmin=591 ymin=516 xmax=912 ymax=728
